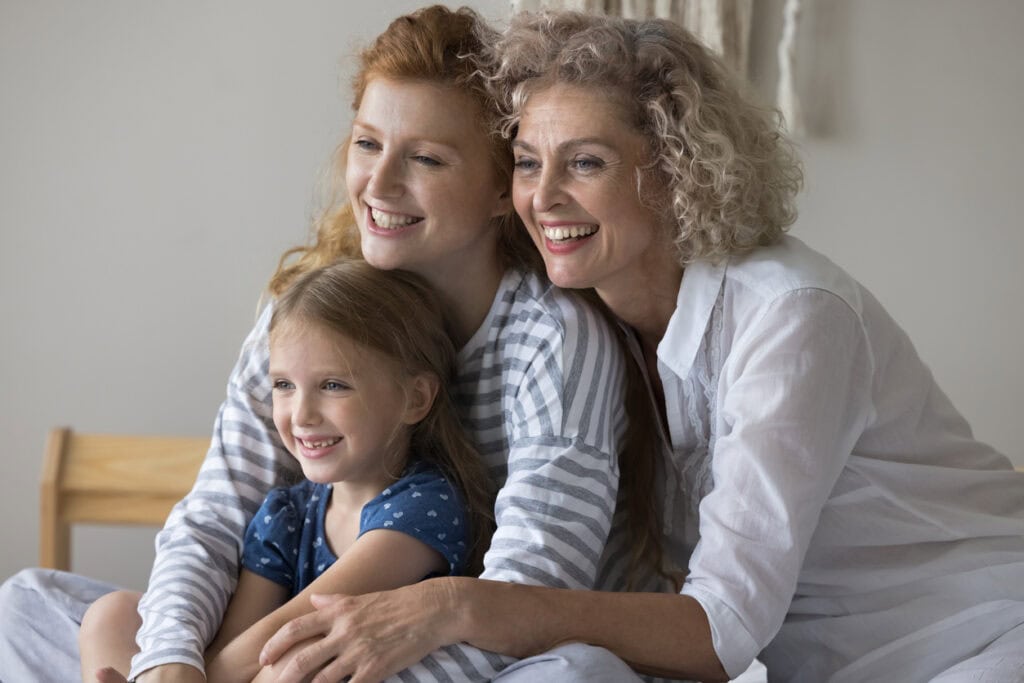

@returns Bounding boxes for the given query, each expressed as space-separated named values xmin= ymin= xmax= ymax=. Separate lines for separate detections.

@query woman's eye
xmin=412 ymin=154 xmax=441 ymax=167
xmin=571 ymin=156 xmax=604 ymax=171
xmin=353 ymin=138 xmax=379 ymax=152
xmin=513 ymin=157 xmax=539 ymax=172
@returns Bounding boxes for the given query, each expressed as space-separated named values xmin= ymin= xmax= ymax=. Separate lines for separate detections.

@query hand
xmin=259 ymin=581 xmax=457 ymax=683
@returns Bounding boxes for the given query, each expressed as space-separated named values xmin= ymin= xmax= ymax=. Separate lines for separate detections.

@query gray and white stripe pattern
xmin=132 ymin=268 xmax=628 ymax=681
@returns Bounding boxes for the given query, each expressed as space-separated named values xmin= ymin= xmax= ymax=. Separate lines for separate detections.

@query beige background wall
xmin=1 ymin=0 xmax=1021 ymax=590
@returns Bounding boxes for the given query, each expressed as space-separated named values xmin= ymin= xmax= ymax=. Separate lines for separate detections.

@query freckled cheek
xmin=344 ymin=158 xmax=369 ymax=194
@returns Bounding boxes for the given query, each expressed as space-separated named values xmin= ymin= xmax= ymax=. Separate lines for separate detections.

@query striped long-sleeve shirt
xmin=130 ymin=268 xmax=628 ymax=680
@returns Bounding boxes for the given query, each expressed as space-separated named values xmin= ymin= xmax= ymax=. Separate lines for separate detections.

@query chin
xmin=360 ymin=245 xmax=410 ymax=272
xmin=544 ymin=266 xmax=592 ymax=290
xmin=303 ymin=469 xmax=341 ymax=485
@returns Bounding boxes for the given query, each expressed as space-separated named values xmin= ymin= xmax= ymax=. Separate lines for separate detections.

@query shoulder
xmin=232 ymin=301 xmax=275 ymax=393
xmin=495 ymin=269 xmax=621 ymax=361
xmin=367 ymin=462 xmax=462 ymax=515
xmin=723 ymin=236 xmax=865 ymax=316
xmin=360 ymin=462 xmax=469 ymax=573
xmin=248 ymin=480 xmax=319 ymax=532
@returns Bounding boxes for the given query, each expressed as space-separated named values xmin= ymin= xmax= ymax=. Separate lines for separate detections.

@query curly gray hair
xmin=490 ymin=10 xmax=804 ymax=264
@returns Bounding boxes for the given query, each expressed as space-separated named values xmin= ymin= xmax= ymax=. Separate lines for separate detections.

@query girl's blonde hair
xmin=270 ymin=259 xmax=495 ymax=575
xmin=491 ymin=10 xmax=803 ymax=265
xmin=268 ymin=5 xmax=541 ymax=298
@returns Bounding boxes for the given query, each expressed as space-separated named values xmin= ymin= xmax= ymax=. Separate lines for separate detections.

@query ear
xmin=402 ymin=372 xmax=440 ymax=425
xmin=490 ymin=186 xmax=513 ymax=219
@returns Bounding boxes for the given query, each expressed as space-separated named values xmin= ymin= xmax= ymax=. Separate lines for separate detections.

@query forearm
xmin=133 ymin=305 xmax=287 ymax=677
xmin=206 ymin=620 xmax=277 ymax=683
xmin=448 ymin=577 xmax=728 ymax=682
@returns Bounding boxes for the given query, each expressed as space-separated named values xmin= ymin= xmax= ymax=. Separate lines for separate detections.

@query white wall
xmin=1 ymin=1 xmax=1021 ymax=590
xmin=750 ymin=0 xmax=1024 ymax=468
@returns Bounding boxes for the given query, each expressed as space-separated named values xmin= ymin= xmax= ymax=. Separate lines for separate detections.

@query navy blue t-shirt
xmin=241 ymin=461 xmax=470 ymax=596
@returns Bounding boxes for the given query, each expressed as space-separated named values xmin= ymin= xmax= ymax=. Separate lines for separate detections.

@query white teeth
xmin=300 ymin=437 xmax=341 ymax=449
xmin=542 ymin=224 xmax=598 ymax=241
xmin=371 ymin=208 xmax=419 ymax=229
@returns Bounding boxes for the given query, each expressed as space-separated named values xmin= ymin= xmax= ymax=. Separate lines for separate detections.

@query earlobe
xmin=491 ymin=187 xmax=513 ymax=219
xmin=403 ymin=373 xmax=439 ymax=425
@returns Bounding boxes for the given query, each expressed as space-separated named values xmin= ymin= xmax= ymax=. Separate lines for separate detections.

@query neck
xmin=421 ymin=251 xmax=504 ymax=348
xmin=597 ymin=247 xmax=683 ymax=353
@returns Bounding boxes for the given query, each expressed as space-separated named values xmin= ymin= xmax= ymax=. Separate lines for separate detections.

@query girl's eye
xmin=323 ymin=380 xmax=349 ymax=392
xmin=272 ymin=379 xmax=294 ymax=391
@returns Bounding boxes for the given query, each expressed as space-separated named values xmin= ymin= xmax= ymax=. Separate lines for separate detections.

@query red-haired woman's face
xmin=346 ymin=78 xmax=510 ymax=283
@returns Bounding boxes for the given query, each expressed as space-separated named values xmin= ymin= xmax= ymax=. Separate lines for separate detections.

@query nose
xmin=365 ymin=151 xmax=405 ymax=199
xmin=293 ymin=391 xmax=321 ymax=428
xmin=532 ymin=165 xmax=568 ymax=213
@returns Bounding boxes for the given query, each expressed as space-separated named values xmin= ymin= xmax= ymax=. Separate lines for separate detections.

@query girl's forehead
xmin=270 ymin=317 xmax=401 ymax=375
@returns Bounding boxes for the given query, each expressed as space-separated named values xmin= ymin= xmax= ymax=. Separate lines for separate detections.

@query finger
xmin=309 ymin=592 xmax=344 ymax=609
xmin=307 ymin=656 xmax=354 ymax=683
xmin=278 ymin=639 xmax=342 ymax=683
xmin=260 ymin=612 xmax=332 ymax=665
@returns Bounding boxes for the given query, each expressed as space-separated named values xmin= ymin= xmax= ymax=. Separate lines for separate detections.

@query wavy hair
xmin=270 ymin=259 xmax=495 ymax=575
xmin=268 ymin=5 xmax=541 ymax=298
xmin=491 ymin=10 xmax=803 ymax=265
xmin=489 ymin=11 xmax=803 ymax=588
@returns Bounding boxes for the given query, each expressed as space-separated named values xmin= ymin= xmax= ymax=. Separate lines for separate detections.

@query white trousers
xmin=0 ymin=568 xmax=643 ymax=683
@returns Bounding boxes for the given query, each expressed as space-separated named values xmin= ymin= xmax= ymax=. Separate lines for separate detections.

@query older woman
xmin=495 ymin=10 xmax=1024 ymax=683
xmin=259 ymin=10 xmax=1024 ymax=683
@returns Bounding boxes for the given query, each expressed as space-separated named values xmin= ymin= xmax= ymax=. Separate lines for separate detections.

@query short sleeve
xmin=359 ymin=466 xmax=470 ymax=575
xmin=241 ymin=487 xmax=301 ymax=588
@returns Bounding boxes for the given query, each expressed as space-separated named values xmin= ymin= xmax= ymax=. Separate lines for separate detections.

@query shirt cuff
xmin=129 ymin=618 xmax=206 ymax=681
xmin=682 ymin=584 xmax=761 ymax=679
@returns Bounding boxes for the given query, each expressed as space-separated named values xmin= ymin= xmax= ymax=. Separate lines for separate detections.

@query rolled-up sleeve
xmin=130 ymin=304 xmax=295 ymax=677
xmin=480 ymin=293 xmax=626 ymax=590
xmin=681 ymin=289 xmax=874 ymax=677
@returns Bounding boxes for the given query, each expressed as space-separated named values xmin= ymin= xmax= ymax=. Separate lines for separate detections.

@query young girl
xmin=79 ymin=259 xmax=494 ymax=683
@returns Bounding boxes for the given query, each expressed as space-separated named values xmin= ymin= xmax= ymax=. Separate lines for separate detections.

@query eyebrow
xmin=351 ymin=120 xmax=463 ymax=155
xmin=512 ymin=137 xmax=617 ymax=154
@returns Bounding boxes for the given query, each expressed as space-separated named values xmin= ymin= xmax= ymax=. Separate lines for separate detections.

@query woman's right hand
xmin=258 ymin=581 xmax=459 ymax=683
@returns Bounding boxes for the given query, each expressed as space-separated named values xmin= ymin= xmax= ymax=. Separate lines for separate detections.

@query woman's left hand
xmin=259 ymin=580 xmax=458 ymax=683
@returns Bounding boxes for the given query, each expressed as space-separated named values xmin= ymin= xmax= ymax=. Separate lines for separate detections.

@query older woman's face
xmin=512 ymin=83 xmax=671 ymax=294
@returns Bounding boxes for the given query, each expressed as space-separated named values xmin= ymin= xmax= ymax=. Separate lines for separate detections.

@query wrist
xmin=428 ymin=576 xmax=475 ymax=644
xmin=135 ymin=663 xmax=206 ymax=683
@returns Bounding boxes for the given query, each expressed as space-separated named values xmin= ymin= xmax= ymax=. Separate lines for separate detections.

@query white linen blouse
xmin=654 ymin=236 xmax=1024 ymax=681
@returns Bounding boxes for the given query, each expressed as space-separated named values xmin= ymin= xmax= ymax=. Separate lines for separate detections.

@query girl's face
xmin=346 ymin=78 xmax=511 ymax=284
xmin=269 ymin=321 xmax=434 ymax=495
xmin=511 ymin=83 xmax=674 ymax=296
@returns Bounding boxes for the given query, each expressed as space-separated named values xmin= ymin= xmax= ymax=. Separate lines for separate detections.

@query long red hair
xmin=268 ymin=5 xmax=540 ymax=298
